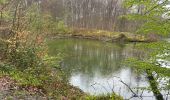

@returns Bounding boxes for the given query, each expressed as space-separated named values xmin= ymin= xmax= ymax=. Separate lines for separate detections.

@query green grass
xmin=85 ymin=93 xmax=123 ymax=100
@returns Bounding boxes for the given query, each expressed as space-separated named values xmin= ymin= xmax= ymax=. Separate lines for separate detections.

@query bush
xmin=51 ymin=21 xmax=71 ymax=34
xmin=8 ymin=47 xmax=40 ymax=69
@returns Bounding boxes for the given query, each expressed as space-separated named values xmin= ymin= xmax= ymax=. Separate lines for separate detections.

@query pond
xmin=48 ymin=38 xmax=166 ymax=100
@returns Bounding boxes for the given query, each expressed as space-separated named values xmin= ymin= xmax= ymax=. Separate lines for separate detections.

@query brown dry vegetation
xmin=53 ymin=28 xmax=155 ymax=42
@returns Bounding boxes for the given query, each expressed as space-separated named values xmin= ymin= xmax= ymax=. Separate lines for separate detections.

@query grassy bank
xmin=51 ymin=28 xmax=155 ymax=42
xmin=0 ymin=38 xmax=123 ymax=100
xmin=0 ymin=75 xmax=123 ymax=99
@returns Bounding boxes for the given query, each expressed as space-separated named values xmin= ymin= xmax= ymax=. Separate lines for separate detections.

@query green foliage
xmin=124 ymin=41 xmax=170 ymax=92
xmin=135 ymin=41 xmax=170 ymax=61
xmin=137 ymin=21 xmax=170 ymax=36
xmin=124 ymin=0 xmax=170 ymax=36
xmin=0 ymin=54 xmax=63 ymax=86
xmin=126 ymin=58 xmax=170 ymax=77
xmin=0 ymin=0 xmax=12 ymax=22
xmin=25 ymin=3 xmax=70 ymax=35
xmin=85 ymin=93 xmax=123 ymax=100
xmin=125 ymin=41 xmax=170 ymax=68
xmin=0 ymin=0 xmax=67 ymax=88
xmin=0 ymin=0 xmax=65 ymax=87
xmin=1 ymin=11 xmax=12 ymax=21
xmin=8 ymin=47 xmax=40 ymax=69
xmin=26 ymin=3 xmax=50 ymax=33
xmin=0 ymin=0 xmax=86 ymax=99
xmin=52 ymin=21 xmax=71 ymax=34
xmin=0 ymin=0 xmax=8 ymax=4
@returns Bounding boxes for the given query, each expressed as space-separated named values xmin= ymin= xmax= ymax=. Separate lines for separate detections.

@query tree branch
xmin=144 ymin=0 xmax=168 ymax=15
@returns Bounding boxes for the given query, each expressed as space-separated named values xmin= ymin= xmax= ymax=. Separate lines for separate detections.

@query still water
xmin=48 ymin=38 xmax=166 ymax=100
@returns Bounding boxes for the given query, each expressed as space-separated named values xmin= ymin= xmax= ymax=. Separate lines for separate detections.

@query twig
xmin=120 ymin=80 xmax=138 ymax=97
xmin=107 ymin=80 xmax=114 ymax=93
xmin=97 ymin=83 xmax=109 ymax=93
xmin=140 ymin=89 xmax=144 ymax=97
xmin=112 ymin=76 xmax=143 ymax=99
xmin=166 ymin=90 xmax=169 ymax=100
xmin=91 ymin=82 xmax=97 ymax=92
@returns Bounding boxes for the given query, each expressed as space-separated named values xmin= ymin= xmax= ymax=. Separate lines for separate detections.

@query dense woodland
xmin=0 ymin=0 xmax=170 ymax=100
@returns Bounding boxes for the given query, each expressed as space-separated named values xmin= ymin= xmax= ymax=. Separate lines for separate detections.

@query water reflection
xmin=48 ymin=39 xmax=157 ymax=100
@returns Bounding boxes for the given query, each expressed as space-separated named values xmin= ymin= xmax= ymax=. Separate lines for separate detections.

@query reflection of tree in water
xmin=48 ymin=39 xmax=144 ymax=79
xmin=48 ymin=39 xmax=166 ymax=99
xmin=62 ymin=41 xmax=125 ymax=77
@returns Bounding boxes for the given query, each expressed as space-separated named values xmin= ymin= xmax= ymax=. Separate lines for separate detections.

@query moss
xmin=53 ymin=28 xmax=151 ymax=42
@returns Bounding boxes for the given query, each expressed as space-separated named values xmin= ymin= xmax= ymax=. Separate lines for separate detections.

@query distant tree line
xmin=1 ymin=0 xmax=169 ymax=35
xmin=21 ymin=0 xmax=142 ymax=32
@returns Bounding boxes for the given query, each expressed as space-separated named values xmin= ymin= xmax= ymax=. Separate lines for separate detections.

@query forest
xmin=0 ymin=0 xmax=170 ymax=100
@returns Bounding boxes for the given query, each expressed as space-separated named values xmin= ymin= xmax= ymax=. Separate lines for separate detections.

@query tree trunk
xmin=146 ymin=69 xmax=164 ymax=100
